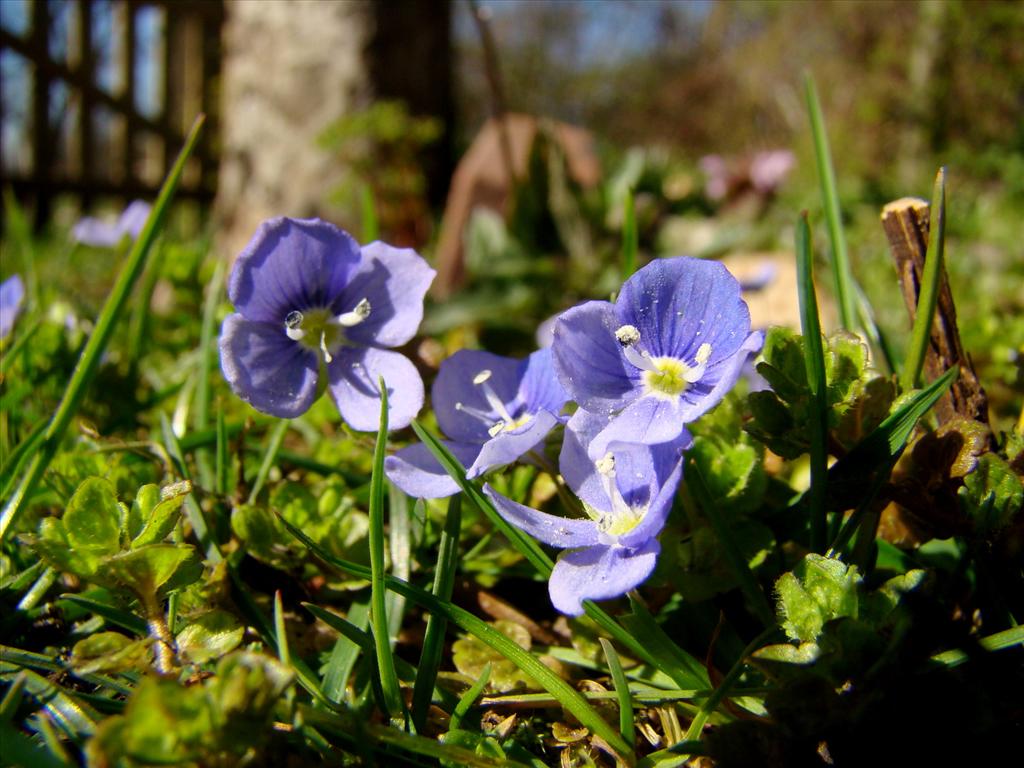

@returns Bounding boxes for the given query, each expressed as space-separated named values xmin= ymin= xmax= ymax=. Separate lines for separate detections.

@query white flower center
xmin=588 ymin=453 xmax=646 ymax=538
xmin=615 ymin=324 xmax=711 ymax=399
xmin=283 ymin=298 xmax=371 ymax=364
xmin=455 ymin=368 xmax=532 ymax=437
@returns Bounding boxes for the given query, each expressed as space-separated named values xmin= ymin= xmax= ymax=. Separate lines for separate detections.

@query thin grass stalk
xmin=368 ymin=377 xmax=404 ymax=720
xmin=804 ymin=73 xmax=856 ymax=331
xmin=412 ymin=495 xmax=461 ymax=732
xmin=0 ymin=115 xmax=206 ymax=543
xmin=901 ymin=167 xmax=947 ymax=390
xmin=247 ymin=419 xmax=289 ymax=504
xmin=682 ymin=627 xmax=779 ymax=743
xmin=600 ymin=638 xmax=636 ymax=748
xmin=193 ymin=258 xmax=226 ymax=489
xmin=795 ymin=213 xmax=830 ymax=552
xmin=449 ymin=662 xmax=492 ymax=731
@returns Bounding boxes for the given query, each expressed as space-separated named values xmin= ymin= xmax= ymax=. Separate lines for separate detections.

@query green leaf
xmin=752 ymin=642 xmax=821 ymax=665
xmin=70 ymin=632 xmax=150 ymax=675
xmin=127 ymin=484 xmax=159 ymax=541
xmin=100 ymin=545 xmax=201 ymax=598
xmin=775 ymin=554 xmax=860 ymax=643
xmin=453 ymin=620 xmax=538 ymax=693
xmin=175 ymin=610 xmax=245 ymax=664
xmin=959 ymin=453 xmax=1023 ymax=534
xmin=132 ymin=480 xmax=192 ymax=548
xmin=63 ymin=478 xmax=124 ymax=557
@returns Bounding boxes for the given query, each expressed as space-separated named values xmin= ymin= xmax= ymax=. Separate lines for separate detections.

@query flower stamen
xmin=593 ymin=453 xmax=644 ymax=537
xmin=284 ymin=310 xmax=306 ymax=341
xmin=615 ymin=324 xmax=658 ymax=372
xmin=337 ymin=298 xmax=371 ymax=327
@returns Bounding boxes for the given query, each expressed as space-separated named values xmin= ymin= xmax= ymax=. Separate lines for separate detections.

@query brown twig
xmin=880 ymin=197 xmax=991 ymax=428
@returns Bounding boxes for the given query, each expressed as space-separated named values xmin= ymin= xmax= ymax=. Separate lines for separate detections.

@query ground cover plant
xmin=1 ymin=79 xmax=1022 ymax=768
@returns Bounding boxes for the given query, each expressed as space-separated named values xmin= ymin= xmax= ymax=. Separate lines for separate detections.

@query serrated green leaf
xmin=776 ymin=554 xmax=860 ymax=643
xmin=960 ymin=453 xmax=1023 ymax=534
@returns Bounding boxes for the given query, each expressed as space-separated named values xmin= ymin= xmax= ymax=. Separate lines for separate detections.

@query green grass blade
xmin=0 ymin=115 xmax=206 ymax=543
xmin=304 ymin=603 xmax=388 ymax=715
xmin=901 ymin=167 xmax=947 ymax=390
xmin=622 ymin=189 xmax=638 ymax=281
xmin=299 ymin=702 xmax=528 ymax=768
xmin=215 ymin=404 xmax=230 ymax=496
xmin=804 ymin=72 xmax=856 ymax=330
xmin=0 ymin=669 xmax=28 ymax=721
xmin=618 ymin=599 xmax=710 ymax=690
xmin=0 ymin=721 xmax=73 ymax=768
xmin=194 ymin=258 xmax=226 ymax=489
xmin=57 ymin=593 xmax=148 ymax=636
xmin=274 ymin=590 xmax=291 ymax=667
xmin=686 ymin=461 xmax=776 ymax=628
xmin=682 ymin=627 xmax=778 ymax=743
xmin=0 ymin=417 xmax=47 ymax=503
xmin=279 ymin=515 xmax=634 ymax=759
xmin=225 ymin=568 xmax=327 ymax=704
xmin=410 ymin=421 xmax=552 ymax=576
xmin=795 ymin=212 xmax=830 ymax=552
xmin=450 ymin=661 xmax=491 ymax=731
xmin=369 ymin=377 xmax=404 ymax=720
xmin=931 ymin=625 xmax=1024 ymax=667
xmin=600 ymin=638 xmax=635 ymax=748
xmin=361 ymin=185 xmax=380 ymax=243
xmin=412 ymin=495 xmax=461 ymax=731
xmin=319 ymin=599 xmax=370 ymax=704
xmin=247 ymin=419 xmax=289 ymax=504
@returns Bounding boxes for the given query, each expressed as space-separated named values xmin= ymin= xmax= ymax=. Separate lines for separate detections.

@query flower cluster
xmin=392 ymin=256 xmax=761 ymax=614
xmin=219 ymin=217 xmax=435 ymax=431
xmin=217 ymin=217 xmax=758 ymax=614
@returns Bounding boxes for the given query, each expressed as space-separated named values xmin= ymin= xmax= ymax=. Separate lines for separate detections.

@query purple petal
xmin=467 ymin=410 xmax=559 ymax=479
xmin=676 ymin=330 xmax=764 ymax=423
xmin=484 ymin=484 xmax=600 ymax=549
xmin=433 ymin=350 xmax=523 ymax=444
xmin=592 ymin=396 xmax=688 ymax=452
xmin=552 ymin=301 xmax=639 ymax=413
xmin=219 ymin=314 xmax=320 ymax=418
xmin=560 ymin=409 xmax=687 ymax=523
xmin=618 ymin=457 xmax=683 ymax=549
xmin=548 ymin=539 xmax=661 ymax=616
xmin=615 ymin=257 xmax=752 ymax=364
xmin=71 ymin=217 xmax=121 ymax=247
xmin=339 ymin=242 xmax=436 ymax=348
xmin=518 ymin=348 xmax=569 ymax=416
xmin=385 ymin=441 xmax=482 ymax=499
xmin=117 ymin=200 xmax=152 ymax=240
xmin=228 ymin=218 xmax=362 ymax=323
xmin=328 ymin=347 xmax=424 ymax=432
xmin=1 ymin=274 xmax=25 ymax=339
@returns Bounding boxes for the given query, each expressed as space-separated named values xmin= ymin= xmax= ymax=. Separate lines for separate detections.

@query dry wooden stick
xmin=880 ymin=197 xmax=990 ymax=427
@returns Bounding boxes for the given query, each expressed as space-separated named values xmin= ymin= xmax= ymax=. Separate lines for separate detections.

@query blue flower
xmin=552 ymin=256 xmax=763 ymax=448
xmin=485 ymin=409 xmax=688 ymax=616
xmin=1 ymin=274 xmax=25 ymax=339
xmin=219 ymin=217 xmax=435 ymax=429
xmin=385 ymin=348 xmax=569 ymax=498
xmin=71 ymin=200 xmax=151 ymax=247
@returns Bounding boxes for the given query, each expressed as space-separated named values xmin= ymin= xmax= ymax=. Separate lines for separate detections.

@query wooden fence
xmin=0 ymin=0 xmax=224 ymax=229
